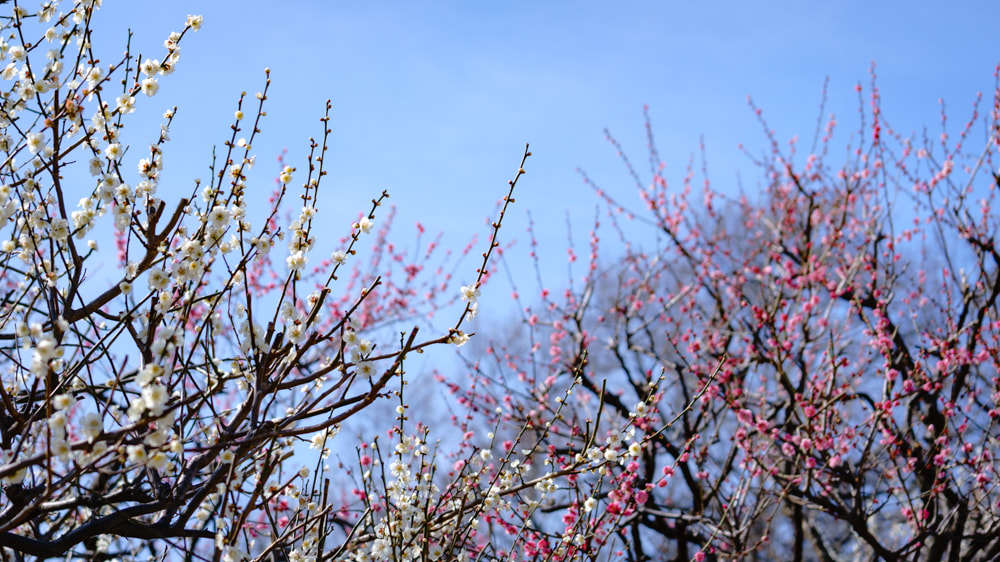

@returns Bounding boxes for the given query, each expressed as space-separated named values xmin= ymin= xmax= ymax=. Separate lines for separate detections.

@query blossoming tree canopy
xmin=2 ymin=1 xmax=999 ymax=561
xmin=0 ymin=2 xmax=536 ymax=560
xmin=461 ymin=78 xmax=1000 ymax=559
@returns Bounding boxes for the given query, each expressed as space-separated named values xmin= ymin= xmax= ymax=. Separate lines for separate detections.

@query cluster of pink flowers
xmin=439 ymin=69 xmax=1000 ymax=559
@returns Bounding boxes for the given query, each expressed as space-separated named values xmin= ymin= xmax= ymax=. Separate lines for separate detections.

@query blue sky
xmin=90 ymin=1 xmax=1000 ymax=318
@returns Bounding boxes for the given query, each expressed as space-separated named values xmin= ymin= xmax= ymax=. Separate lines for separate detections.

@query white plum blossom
xmin=460 ymin=284 xmax=480 ymax=304
xmin=105 ymin=143 xmax=122 ymax=159
xmin=53 ymin=393 xmax=75 ymax=411
xmin=286 ymin=250 xmax=307 ymax=271
xmin=356 ymin=216 xmax=374 ymax=234
xmin=81 ymin=413 xmax=103 ymax=440
xmin=84 ymin=65 xmax=104 ymax=87
xmin=208 ymin=205 xmax=231 ymax=228
xmin=50 ymin=218 xmax=70 ymax=242
xmin=126 ymin=444 xmax=147 ymax=465
xmin=448 ymin=331 xmax=471 ymax=347
xmin=342 ymin=329 xmax=358 ymax=346
xmin=140 ymin=77 xmax=159 ymax=96
xmin=148 ymin=268 xmax=169 ymax=290
xmin=137 ymin=363 xmax=164 ymax=386
xmin=140 ymin=58 xmax=160 ymax=76
xmin=31 ymin=335 xmax=58 ymax=377
xmin=51 ymin=439 xmax=72 ymax=461
xmin=222 ymin=545 xmax=247 ymax=562
xmin=252 ymin=235 xmax=273 ymax=257
xmin=357 ymin=339 xmax=374 ymax=356
xmin=26 ymin=132 xmax=45 ymax=154
xmin=310 ymin=426 xmax=339 ymax=450
xmin=141 ymin=383 xmax=168 ymax=416
xmin=357 ymin=361 xmax=375 ymax=379
xmin=116 ymin=93 xmax=136 ymax=114
xmin=147 ymin=451 xmax=168 ymax=470
xmin=48 ymin=411 xmax=67 ymax=434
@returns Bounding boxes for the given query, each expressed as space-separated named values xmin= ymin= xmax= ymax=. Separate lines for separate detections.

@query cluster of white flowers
xmin=47 ymin=398 xmax=74 ymax=461
xmin=0 ymin=1 xmax=201 ymax=272
xmin=458 ymin=283 xmax=480 ymax=320
xmin=329 ymin=370 xmax=653 ymax=559
xmin=309 ymin=425 xmax=340 ymax=453
xmin=235 ymin=302 xmax=268 ymax=355
xmin=283 ymin=193 xmax=327 ymax=275
xmin=9 ymin=315 xmax=184 ymax=479
xmin=278 ymin=301 xmax=306 ymax=345
xmin=353 ymin=433 xmax=451 ymax=561
xmin=447 ymin=330 xmax=471 ymax=347
xmin=122 ymin=384 xmax=177 ymax=470
xmin=23 ymin=326 xmax=62 ymax=378
xmin=0 ymin=3 xmax=546 ymax=560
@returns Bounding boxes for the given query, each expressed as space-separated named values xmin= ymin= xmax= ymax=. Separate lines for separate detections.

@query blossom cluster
xmin=0 ymin=2 xmax=528 ymax=560
xmin=324 ymin=375 xmax=664 ymax=562
xmin=457 ymin=73 xmax=1000 ymax=560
